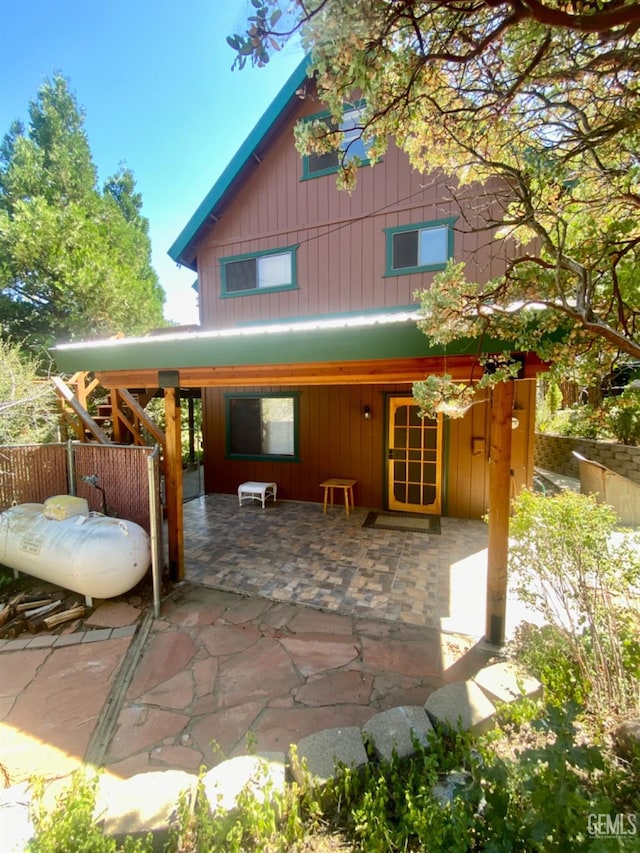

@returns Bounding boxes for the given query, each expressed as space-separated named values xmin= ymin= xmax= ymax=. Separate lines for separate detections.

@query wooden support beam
xmin=188 ymin=397 xmax=196 ymax=465
xmin=109 ymin=389 xmax=122 ymax=443
xmin=116 ymin=388 xmax=167 ymax=451
xmin=485 ymin=380 xmax=515 ymax=646
xmin=93 ymin=352 xmax=548 ymax=391
xmin=164 ymin=388 xmax=184 ymax=581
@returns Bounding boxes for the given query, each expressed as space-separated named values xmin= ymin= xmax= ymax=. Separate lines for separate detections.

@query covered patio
xmin=180 ymin=493 xmax=533 ymax=641
xmin=53 ymin=314 xmax=547 ymax=645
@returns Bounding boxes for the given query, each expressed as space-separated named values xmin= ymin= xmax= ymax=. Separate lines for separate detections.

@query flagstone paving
xmin=1 ymin=496 xmax=507 ymax=792
xmin=103 ymin=584 xmax=493 ymax=779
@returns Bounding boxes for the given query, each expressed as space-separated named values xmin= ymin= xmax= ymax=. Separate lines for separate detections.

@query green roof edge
xmin=168 ymin=55 xmax=312 ymax=270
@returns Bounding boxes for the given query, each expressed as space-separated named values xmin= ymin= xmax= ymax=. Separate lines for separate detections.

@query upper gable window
xmin=301 ymin=103 xmax=369 ymax=180
xmin=384 ymin=218 xmax=457 ymax=277
xmin=220 ymin=246 xmax=298 ymax=297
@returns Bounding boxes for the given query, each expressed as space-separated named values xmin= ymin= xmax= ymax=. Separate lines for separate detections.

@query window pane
xmin=340 ymin=108 xmax=366 ymax=161
xmin=392 ymin=231 xmax=418 ymax=269
xmin=229 ymin=398 xmax=261 ymax=454
xmin=257 ymin=252 xmax=291 ymax=289
xmin=308 ymin=149 xmax=339 ymax=173
xmin=228 ymin=396 xmax=296 ymax=458
xmin=226 ymin=258 xmax=256 ymax=292
xmin=419 ymin=227 xmax=448 ymax=266
xmin=261 ymin=397 xmax=294 ymax=455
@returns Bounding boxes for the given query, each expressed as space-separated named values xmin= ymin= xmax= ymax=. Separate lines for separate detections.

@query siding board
xmin=201 ymin=381 xmax=533 ymax=518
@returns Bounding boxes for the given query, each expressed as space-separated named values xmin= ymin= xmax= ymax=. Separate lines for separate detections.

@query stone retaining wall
xmin=535 ymin=433 xmax=640 ymax=485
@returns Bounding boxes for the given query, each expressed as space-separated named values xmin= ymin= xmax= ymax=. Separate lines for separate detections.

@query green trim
xmin=224 ymin=391 xmax=300 ymax=462
xmin=384 ymin=217 xmax=458 ymax=277
xmin=220 ymin=244 xmax=299 ymax=298
xmin=300 ymin=100 xmax=371 ymax=180
xmin=168 ymin=55 xmax=311 ymax=270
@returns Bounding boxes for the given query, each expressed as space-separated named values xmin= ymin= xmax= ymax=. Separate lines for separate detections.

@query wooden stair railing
xmin=111 ymin=388 xmax=166 ymax=454
xmin=54 ymin=373 xmax=166 ymax=453
xmin=52 ymin=376 xmax=111 ymax=445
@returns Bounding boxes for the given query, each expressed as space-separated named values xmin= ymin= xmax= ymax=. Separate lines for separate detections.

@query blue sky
xmin=0 ymin=0 xmax=304 ymax=325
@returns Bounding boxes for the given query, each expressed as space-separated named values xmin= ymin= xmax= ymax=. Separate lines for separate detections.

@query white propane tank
xmin=0 ymin=501 xmax=151 ymax=600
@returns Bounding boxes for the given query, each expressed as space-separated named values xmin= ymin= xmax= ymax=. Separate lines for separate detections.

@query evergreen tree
xmin=0 ymin=75 xmax=165 ymax=351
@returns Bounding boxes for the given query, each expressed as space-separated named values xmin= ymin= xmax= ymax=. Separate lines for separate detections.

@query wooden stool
xmin=238 ymin=481 xmax=277 ymax=508
xmin=320 ymin=478 xmax=356 ymax=516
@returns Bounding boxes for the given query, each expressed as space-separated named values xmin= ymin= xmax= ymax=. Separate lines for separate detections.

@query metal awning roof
xmin=51 ymin=309 xmax=546 ymax=389
xmin=52 ymin=310 xmax=473 ymax=372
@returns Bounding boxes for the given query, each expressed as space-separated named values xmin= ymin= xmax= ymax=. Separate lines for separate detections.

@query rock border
xmin=89 ymin=659 xmax=542 ymax=847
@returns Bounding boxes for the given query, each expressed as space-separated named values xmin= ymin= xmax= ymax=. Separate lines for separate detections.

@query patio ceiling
xmin=51 ymin=310 xmax=545 ymax=389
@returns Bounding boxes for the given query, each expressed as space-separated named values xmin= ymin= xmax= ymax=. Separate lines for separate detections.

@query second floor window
xmin=384 ymin=218 xmax=457 ymax=276
xmin=221 ymin=246 xmax=298 ymax=296
xmin=302 ymin=103 xmax=368 ymax=180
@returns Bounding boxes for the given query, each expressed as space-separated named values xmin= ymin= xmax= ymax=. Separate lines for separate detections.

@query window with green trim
xmin=384 ymin=218 xmax=457 ymax=276
xmin=220 ymin=246 xmax=298 ymax=296
xmin=302 ymin=103 xmax=369 ymax=179
xmin=226 ymin=393 xmax=299 ymax=461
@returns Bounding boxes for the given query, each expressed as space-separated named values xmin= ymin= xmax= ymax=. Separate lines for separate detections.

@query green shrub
xmin=508 ymin=622 xmax=586 ymax=708
xmin=536 ymin=382 xmax=563 ymax=431
xmin=603 ymin=387 xmax=640 ymax=446
xmin=23 ymin=712 xmax=640 ymax=852
xmin=27 ymin=772 xmax=151 ymax=852
xmin=0 ymin=340 xmax=58 ymax=445
xmin=509 ymin=489 xmax=640 ymax=718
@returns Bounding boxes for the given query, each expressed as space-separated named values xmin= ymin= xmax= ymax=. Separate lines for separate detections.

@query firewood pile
xmin=0 ymin=590 xmax=88 ymax=639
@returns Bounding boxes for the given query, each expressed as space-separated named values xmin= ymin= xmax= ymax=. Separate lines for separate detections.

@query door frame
xmin=385 ymin=395 xmax=443 ymax=515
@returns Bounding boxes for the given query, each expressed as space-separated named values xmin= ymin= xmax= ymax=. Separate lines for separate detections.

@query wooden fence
xmin=0 ymin=443 xmax=156 ymax=532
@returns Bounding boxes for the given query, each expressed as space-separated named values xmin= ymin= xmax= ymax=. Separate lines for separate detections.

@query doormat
xmin=363 ymin=511 xmax=441 ymax=535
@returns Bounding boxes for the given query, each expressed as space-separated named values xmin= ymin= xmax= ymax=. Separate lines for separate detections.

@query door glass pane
xmin=408 ymin=428 xmax=422 ymax=449
xmin=408 ymin=407 xmax=422 ymax=427
xmin=394 ymin=426 xmax=407 ymax=447
xmin=394 ymin=462 xmax=406 ymax=481
xmin=395 ymin=406 xmax=408 ymax=427
xmin=394 ymin=482 xmax=407 ymax=502
xmin=423 ymin=484 xmax=436 ymax=505
xmin=408 ymin=483 xmax=421 ymax=503
xmin=408 ymin=462 xmax=422 ymax=482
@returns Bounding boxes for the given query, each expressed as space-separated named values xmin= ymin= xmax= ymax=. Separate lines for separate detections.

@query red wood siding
xmin=196 ymin=101 xmax=510 ymax=329
xmin=201 ymin=379 xmax=535 ymax=519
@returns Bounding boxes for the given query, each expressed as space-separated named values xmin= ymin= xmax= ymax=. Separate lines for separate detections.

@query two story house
xmin=163 ymin=55 xmax=539 ymax=518
xmin=53 ymin=56 xmax=544 ymax=641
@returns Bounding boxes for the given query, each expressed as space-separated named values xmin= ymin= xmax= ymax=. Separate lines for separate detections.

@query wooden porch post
xmin=485 ymin=380 xmax=515 ymax=646
xmin=164 ymin=388 xmax=184 ymax=581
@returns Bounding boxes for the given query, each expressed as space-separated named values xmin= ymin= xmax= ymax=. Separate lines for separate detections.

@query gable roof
xmin=168 ymin=55 xmax=311 ymax=271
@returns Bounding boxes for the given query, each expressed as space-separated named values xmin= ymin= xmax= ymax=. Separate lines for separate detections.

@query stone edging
xmin=0 ymin=623 xmax=137 ymax=653
xmin=93 ymin=659 xmax=542 ymax=844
